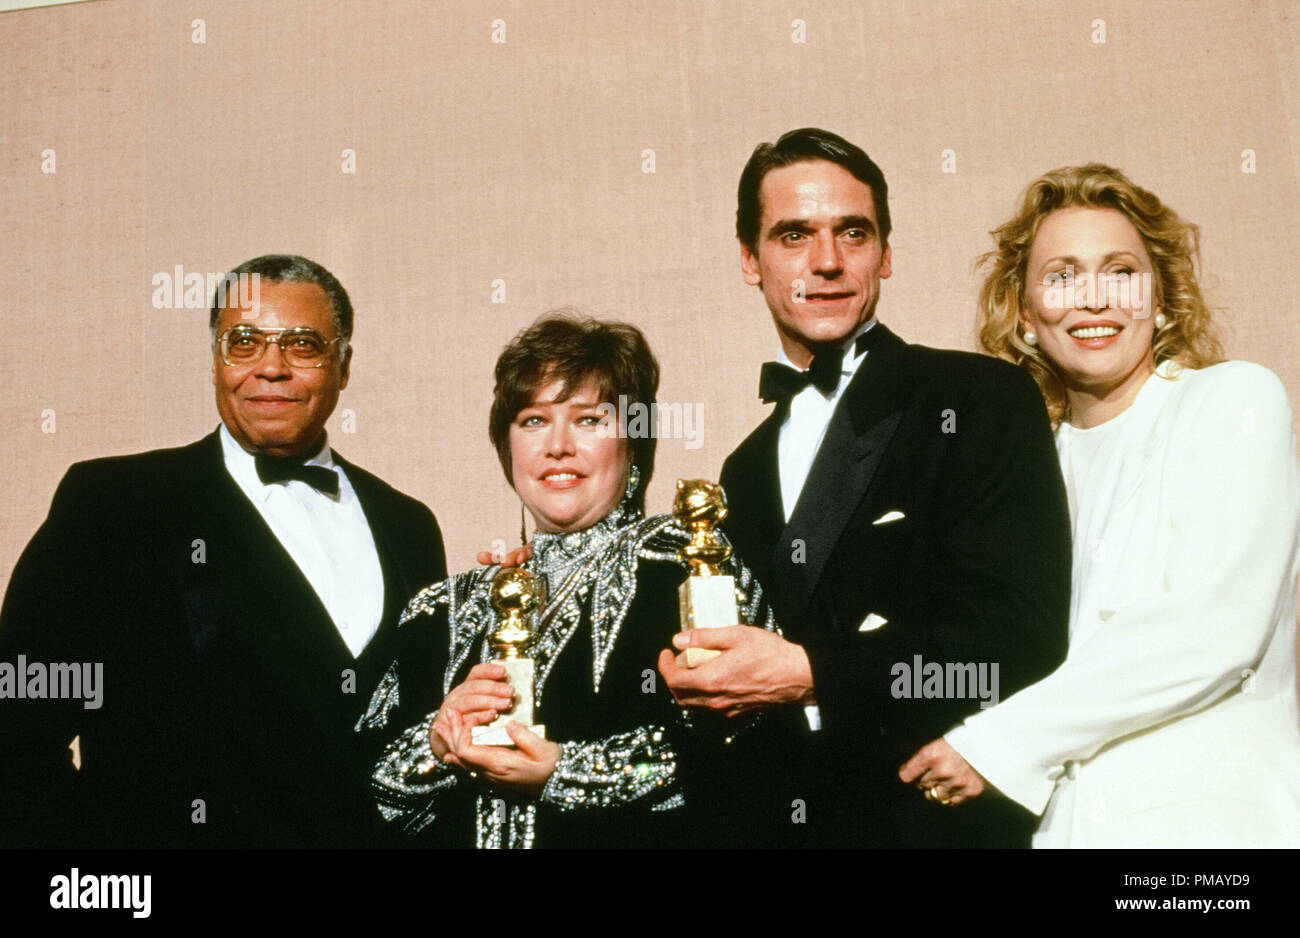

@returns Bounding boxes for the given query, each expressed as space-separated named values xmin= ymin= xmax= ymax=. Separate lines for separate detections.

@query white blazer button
xmin=1066 ymin=762 xmax=1080 ymax=780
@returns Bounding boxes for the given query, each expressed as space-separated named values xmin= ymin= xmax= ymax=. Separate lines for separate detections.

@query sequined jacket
xmin=358 ymin=504 xmax=775 ymax=848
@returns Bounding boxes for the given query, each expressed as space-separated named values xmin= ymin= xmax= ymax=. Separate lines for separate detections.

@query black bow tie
xmin=254 ymin=454 xmax=339 ymax=496
xmin=758 ymin=331 xmax=873 ymax=404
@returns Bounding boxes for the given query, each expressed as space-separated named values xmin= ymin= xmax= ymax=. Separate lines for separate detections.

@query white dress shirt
xmin=774 ymin=317 xmax=877 ymax=731
xmin=777 ymin=318 xmax=877 ymax=521
xmin=219 ymin=424 xmax=386 ymax=658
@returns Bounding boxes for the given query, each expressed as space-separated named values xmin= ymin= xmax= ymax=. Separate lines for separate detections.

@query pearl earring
xmin=1153 ymin=312 xmax=1168 ymax=330
xmin=1023 ymin=331 xmax=1038 ymax=347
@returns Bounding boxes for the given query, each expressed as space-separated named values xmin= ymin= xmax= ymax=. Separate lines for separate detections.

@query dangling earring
xmin=625 ymin=464 xmax=641 ymax=501
xmin=519 ymin=500 xmax=528 ymax=546
xmin=1153 ymin=312 xmax=1168 ymax=330
xmin=1023 ymin=331 xmax=1038 ymax=347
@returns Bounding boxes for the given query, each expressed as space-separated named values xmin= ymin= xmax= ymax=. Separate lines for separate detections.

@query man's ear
xmin=879 ymin=242 xmax=893 ymax=280
xmin=339 ymin=345 xmax=353 ymax=390
xmin=740 ymin=241 xmax=762 ymax=287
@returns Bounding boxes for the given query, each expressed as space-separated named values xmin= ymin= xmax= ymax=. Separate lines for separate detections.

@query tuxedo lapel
xmin=779 ymin=325 xmax=911 ymax=602
xmin=721 ymin=405 xmax=787 ymax=581
xmin=335 ymin=455 xmax=422 ymax=671
xmin=177 ymin=432 xmax=355 ymax=713
xmin=732 ymin=409 xmax=786 ymax=543
xmin=340 ymin=458 xmax=438 ymax=614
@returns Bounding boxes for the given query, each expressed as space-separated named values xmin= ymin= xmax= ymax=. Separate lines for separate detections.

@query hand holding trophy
xmin=674 ymin=479 xmax=743 ymax=667
xmin=470 ymin=567 xmax=547 ymax=746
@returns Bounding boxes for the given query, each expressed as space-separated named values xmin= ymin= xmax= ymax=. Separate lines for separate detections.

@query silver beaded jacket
xmin=357 ymin=498 xmax=775 ymax=848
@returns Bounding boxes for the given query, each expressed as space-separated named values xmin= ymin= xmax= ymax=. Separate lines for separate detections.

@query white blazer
xmin=946 ymin=361 xmax=1300 ymax=847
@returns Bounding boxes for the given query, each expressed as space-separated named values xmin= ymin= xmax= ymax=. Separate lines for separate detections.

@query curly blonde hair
xmin=976 ymin=164 xmax=1224 ymax=425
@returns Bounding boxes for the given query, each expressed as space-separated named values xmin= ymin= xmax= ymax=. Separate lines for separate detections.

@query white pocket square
xmin=858 ymin=613 xmax=888 ymax=632
xmin=872 ymin=510 xmax=905 ymax=525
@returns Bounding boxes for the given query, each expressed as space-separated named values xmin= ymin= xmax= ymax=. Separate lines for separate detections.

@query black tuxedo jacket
xmin=717 ymin=324 xmax=1071 ymax=847
xmin=0 ymin=430 xmax=446 ymax=847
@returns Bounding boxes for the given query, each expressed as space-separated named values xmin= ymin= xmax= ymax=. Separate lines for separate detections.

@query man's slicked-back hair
xmin=736 ymin=127 xmax=891 ymax=252
xmin=208 ymin=254 xmax=354 ymax=345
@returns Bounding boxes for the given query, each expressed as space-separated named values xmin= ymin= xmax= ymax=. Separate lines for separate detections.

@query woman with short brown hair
xmin=361 ymin=312 xmax=774 ymax=848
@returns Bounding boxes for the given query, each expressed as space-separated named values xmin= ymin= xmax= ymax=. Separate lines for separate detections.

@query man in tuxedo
xmin=660 ymin=129 xmax=1071 ymax=846
xmin=0 ymin=254 xmax=446 ymax=847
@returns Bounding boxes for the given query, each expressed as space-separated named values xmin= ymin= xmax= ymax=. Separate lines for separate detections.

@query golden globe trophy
xmin=674 ymin=479 xmax=741 ymax=667
xmin=471 ymin=567 xmax=547 ymax=746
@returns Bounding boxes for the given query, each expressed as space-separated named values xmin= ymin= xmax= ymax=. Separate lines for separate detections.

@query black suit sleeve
xmin=412 ymin=501 xmax=448 ymax=583
xmin=0 ymin=464 xmax=111 ymax=846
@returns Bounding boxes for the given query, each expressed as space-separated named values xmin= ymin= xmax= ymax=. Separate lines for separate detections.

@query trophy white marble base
xmin=470 ymin=656 xmax=545 ymax=746
xmin=471 ymin=723 xmax=546 ymax=747
xmin=677 ymin=646 xmax=721 ymax=667
xmin=676 ymin=574 xmax=738 ymax=668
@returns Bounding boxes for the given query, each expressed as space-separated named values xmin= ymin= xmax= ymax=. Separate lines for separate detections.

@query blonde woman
xmin=900 ymin=165 xmax=1300 ymax=847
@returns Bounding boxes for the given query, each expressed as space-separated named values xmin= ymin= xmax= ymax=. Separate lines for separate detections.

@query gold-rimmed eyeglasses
xmin=216 ymin=325 xmax=344 ymax=369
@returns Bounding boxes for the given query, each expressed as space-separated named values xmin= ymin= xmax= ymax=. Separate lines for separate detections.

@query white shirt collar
xmin=218 ymin=423 xmax=336 ymax=503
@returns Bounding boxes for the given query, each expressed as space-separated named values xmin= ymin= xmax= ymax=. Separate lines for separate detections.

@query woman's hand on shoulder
xmin=475 ymin=544 xmax=533 ymax=567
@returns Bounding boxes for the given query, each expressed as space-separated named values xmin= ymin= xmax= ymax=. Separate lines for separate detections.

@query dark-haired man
xmin=660 ymin=129 xmax=1072 ymax=847
xmin=0 ymin=255 xmax=446 ymax=847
